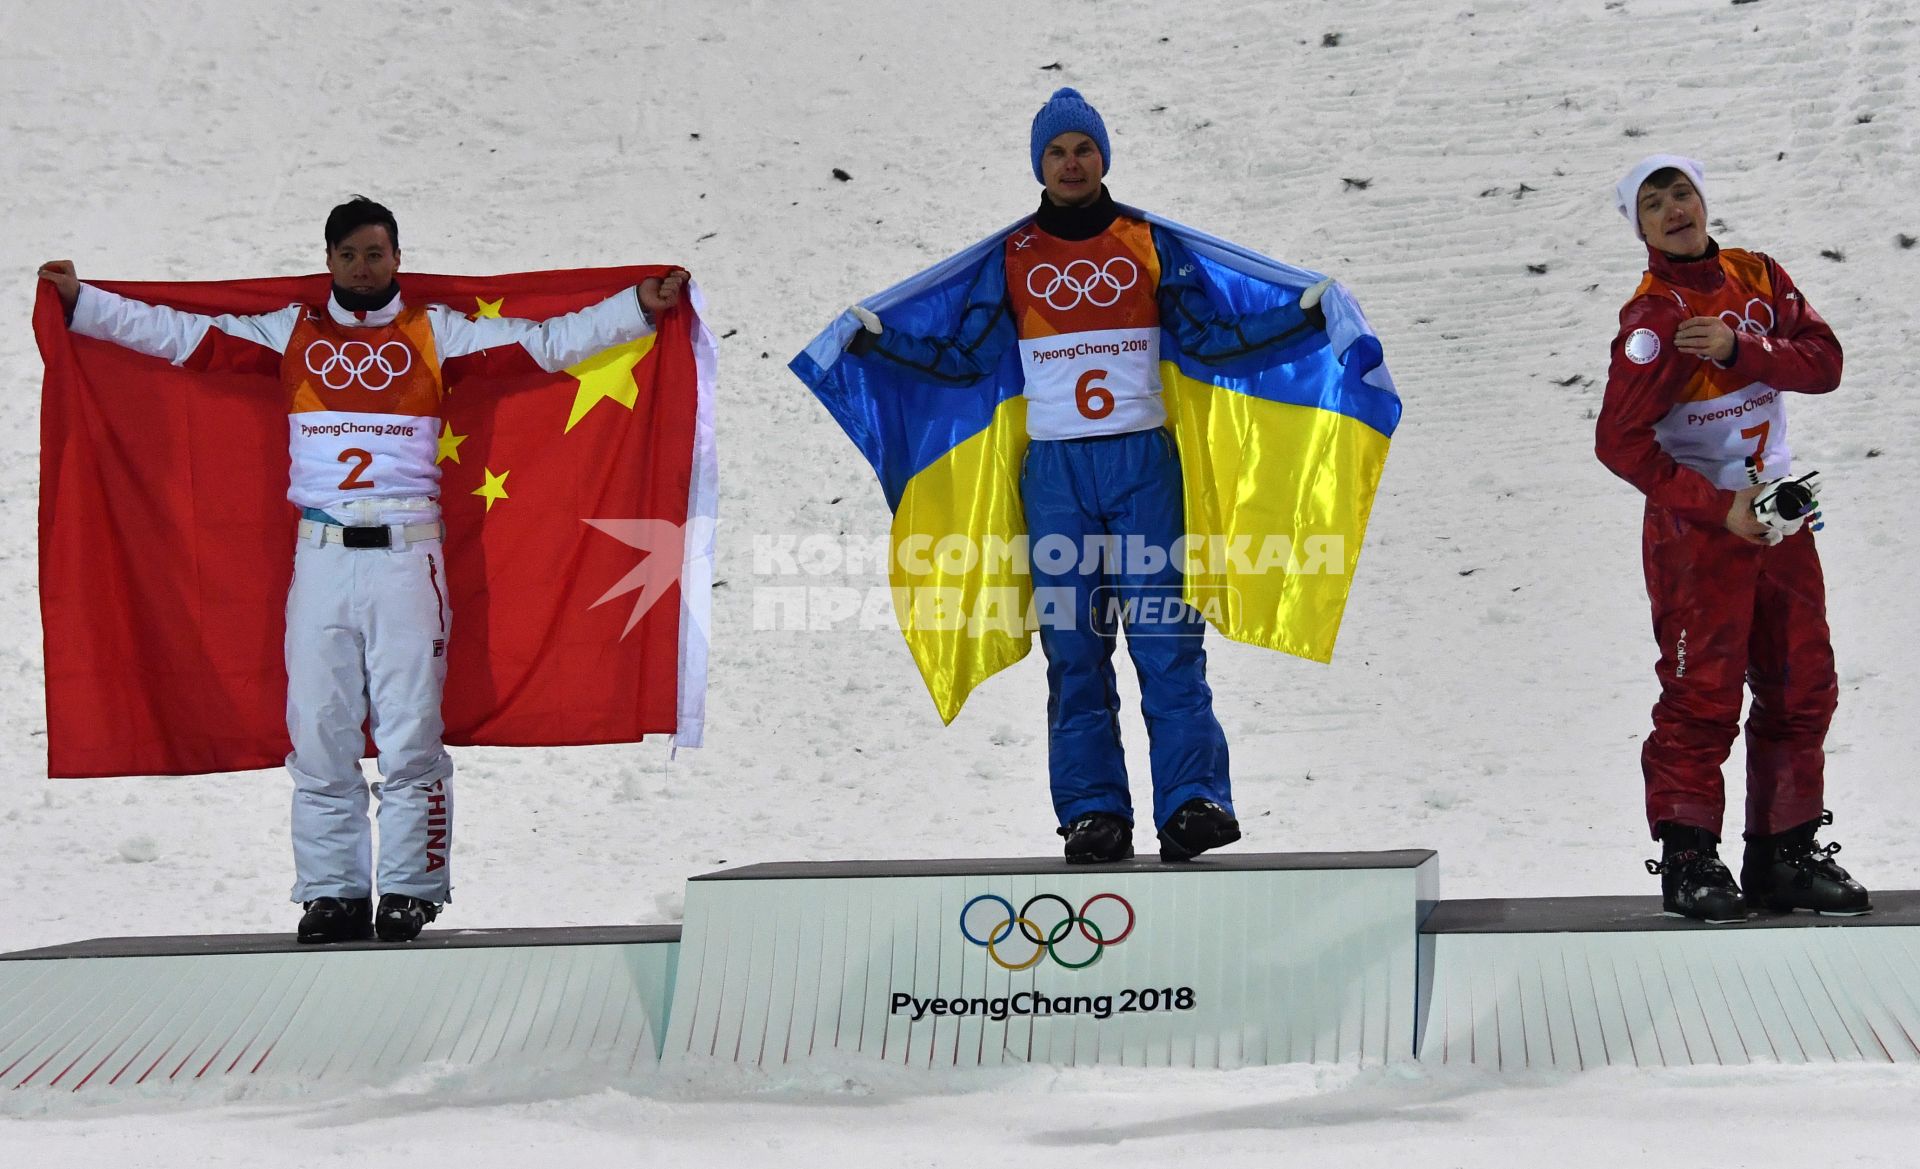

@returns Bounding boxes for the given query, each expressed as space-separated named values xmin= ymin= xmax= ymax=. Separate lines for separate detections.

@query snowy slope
xmin=1 ymin=0 xmax=1917 ymax=1163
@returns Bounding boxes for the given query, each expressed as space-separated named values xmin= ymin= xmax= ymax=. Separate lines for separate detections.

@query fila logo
xmin=432 ymin=639 xmax=446 ymax=658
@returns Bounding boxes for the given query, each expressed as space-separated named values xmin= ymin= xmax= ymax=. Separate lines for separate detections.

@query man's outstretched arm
xmin=430 ymin=270 xmax=687 ymax=370
xmin=1153 ymin=232 xmax=1330 ymax=366
xmin=38 ymin=260 xmax=295 ymax=371
xmin=844 ymin=253 xmax=1016 ymax=386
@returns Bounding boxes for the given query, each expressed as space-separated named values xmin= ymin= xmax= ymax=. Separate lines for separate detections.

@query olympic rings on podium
xmin=959 ymin=892 xmax=1135 ymax=970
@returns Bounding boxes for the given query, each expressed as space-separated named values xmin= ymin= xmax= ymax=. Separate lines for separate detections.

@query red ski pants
xmin=1640 ymin=506 xmax=1836 ymax=840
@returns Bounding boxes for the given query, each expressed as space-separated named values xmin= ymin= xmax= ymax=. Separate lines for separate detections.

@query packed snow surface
xmin=1 ymin=0 xmax=1915 ymax=1163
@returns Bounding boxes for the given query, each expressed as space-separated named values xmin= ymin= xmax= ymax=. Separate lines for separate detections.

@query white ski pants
xmin=285 ymin=518 xmax=453 ymax=904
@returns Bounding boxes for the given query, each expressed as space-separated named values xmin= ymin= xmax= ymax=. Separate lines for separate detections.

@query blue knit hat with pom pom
xmin=1030 ymin=88 xmax=1109 ymax=183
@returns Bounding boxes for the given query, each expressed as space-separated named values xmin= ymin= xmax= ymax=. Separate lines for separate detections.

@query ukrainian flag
xmin=791 ymin=209 xmax=1400 ymax=724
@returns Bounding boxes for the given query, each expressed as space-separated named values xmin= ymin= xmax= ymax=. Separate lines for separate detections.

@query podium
xmin=0 ymin=926 xmax=679 ymax=1092
xmin=661 ymin=851 xmax=1438 ymax=1068
xmin=1416 ymin=892 xmax=1920 ymax=1068
xmin=13 ymin=853 xmax=1915 ymax=1096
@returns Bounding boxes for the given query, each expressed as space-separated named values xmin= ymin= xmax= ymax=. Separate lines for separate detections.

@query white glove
xmin=1299 ymin=277 xmax=1335 ymax=310
xmin=1752 ymin=471 xmax=1822 ymax=545
xmin=850 ymin=305 xmax=883 ymax=335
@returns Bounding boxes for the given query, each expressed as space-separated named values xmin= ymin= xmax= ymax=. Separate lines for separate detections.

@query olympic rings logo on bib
xmin=1025 ymin=257 xmax=1139 ymax=311
xmin=304 ymin=339 xmax=413 ymax=392
xmin=959 ymin=892 xmax=1135 ymax=970
xmin=1718 ymin=297 xmax=1776 ymax=337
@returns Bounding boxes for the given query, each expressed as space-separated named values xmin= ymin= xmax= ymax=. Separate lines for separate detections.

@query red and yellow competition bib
xmin=281 ymin=306 xmax=446 ymax=509
xmin=1005 ymin=215 xmax=1163 ymax=440
xmin=1634 ymin=249 xmax=1791 ymax=488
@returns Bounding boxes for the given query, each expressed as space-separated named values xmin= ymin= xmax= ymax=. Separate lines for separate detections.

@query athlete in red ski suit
xmin=1597 ymin=189 xmax=1842 ymax=842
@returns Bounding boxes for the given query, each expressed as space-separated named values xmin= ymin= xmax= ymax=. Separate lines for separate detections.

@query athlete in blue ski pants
xmin=845 ymin=90 xmax=1325 ymax=848
xmin=1023 ymin=428 xmax=1231 ymax=830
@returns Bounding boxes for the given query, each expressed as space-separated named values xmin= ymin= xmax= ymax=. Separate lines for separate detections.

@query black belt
xmin=298 ymin=518 xmax=446 ymax=548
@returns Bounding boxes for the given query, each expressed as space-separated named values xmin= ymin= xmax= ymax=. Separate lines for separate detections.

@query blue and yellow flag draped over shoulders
xmin=791 ymin=208 xmax=1400 ymax=724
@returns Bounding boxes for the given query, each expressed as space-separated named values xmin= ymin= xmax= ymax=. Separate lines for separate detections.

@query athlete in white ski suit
xmin=40 ymin=213 xmax=676 ymax=916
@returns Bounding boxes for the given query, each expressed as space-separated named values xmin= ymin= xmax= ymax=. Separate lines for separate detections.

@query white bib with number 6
xmin=1017 ymin=326 xmax=1163 ymax=440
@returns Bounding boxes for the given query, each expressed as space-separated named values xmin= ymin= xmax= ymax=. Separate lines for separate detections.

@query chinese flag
xmin=34 ymin=267 xmax=715 ymax=778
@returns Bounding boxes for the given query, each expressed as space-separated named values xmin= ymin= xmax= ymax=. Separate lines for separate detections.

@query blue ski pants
xmin=1020 ymin=427 xmax=1231 ymax=830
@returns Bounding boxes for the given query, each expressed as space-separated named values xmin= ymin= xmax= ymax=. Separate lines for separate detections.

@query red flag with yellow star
xmin=34 ymin=267 xmax=715 ymax=778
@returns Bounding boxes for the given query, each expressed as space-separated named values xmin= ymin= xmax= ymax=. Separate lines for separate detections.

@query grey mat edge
xmin=693 ymin=849 xmax=1439 ymax=881
xmin=1423 ymin=890 xmax=1920 ymax=934
xmin=2 ymin=922 xmax=683 ymax=961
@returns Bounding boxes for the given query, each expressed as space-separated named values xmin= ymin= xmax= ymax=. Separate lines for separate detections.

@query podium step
xmin=35 ymin=858 xmax=1907 ymax=1087
xmin=0 ymin=925 xmax=680 ymax=1092
xmin=663 ymin=850 xmax=1437 ymax=1069
xmin=1416 ymin=891 xmax=1920 ymax=1068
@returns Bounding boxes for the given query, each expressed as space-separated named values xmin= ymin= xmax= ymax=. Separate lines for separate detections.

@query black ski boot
xmin=1157 ymin=799 xmax=1241 ymax=862
xmin=375 ymin=894 xmax=442 ymax=942
xmin=1059 ymin=813 xmax=1134 ymax=864
xmin=1741 ymin=811 xmax=1871 ymax=916
xmin=1647 ymin=825 xmax=1746 ymax=923
xmin=297 ymin=896 xmax=374 ymax=944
